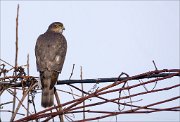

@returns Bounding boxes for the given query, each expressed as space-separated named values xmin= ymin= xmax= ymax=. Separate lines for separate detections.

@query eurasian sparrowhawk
xmin=35 ymin=22 xmax=67 ymax=107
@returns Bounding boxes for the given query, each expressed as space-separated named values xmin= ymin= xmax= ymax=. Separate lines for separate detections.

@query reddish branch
xmin=13 ymin=69 xmax=180 ymax=122
xmin=11 ymin=4 xmax=20 ymax=122
xmin=1 ymin=69 xmax=179 ymax=87
xmin=1 ymin=57 xmax=180 ymax=122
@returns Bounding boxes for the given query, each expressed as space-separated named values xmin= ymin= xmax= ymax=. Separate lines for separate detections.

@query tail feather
xmin=41 ymin=87 xmax=54 ymax=107
xmin=40 ymin=70 xmax=59 ymax=108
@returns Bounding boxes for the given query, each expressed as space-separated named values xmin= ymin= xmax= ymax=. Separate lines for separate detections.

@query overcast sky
xmin=1 ymin=1 xmax=179 ymax=121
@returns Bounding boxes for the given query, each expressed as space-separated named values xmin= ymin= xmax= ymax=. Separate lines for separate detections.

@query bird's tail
xmin=41 ymin=85 xmax=54 ymax=107
xmin=40 ymin=70 xmax=59 ymax=108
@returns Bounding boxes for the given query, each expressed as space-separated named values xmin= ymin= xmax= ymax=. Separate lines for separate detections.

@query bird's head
xmin=47 ymin=22 xmax=65 ymax=34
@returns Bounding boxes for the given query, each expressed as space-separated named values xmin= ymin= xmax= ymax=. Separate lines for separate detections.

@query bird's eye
xmin=54 ymin=24 xmax=59 ymax=28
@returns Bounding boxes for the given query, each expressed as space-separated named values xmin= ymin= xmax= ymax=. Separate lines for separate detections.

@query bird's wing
xmin=35 ymin=32 xmax=67 ymax=72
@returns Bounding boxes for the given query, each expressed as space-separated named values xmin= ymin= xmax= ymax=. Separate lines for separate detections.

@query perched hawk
xmin=35 ymin=22 xmax=67 ymax=107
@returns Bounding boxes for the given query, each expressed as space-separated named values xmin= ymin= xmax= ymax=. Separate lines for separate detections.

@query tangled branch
xmin=1 ymin=62 xmax=179 ymax=121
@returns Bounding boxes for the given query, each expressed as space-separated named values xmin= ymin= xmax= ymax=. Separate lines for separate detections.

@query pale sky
xmin=1 ymin=1 xmax=179 ymax=121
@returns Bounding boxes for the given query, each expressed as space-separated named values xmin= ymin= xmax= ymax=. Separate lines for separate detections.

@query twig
xmin=69 ymin=64 xmax=75 ymax=80
xmin=80 ymin=66 xmax=85 ymax=120
xmin=138 ymin=80 xmax=148 ymax=91
xmin=126 ymin=82 xmax=133 ymax=110
xmin=15 ymin=4 xmax=19 ymax=68
xmin=26 ymin=54 xmax=30 ymax=116
xmin=69 ymin=64 xmax=76 ymax=99
xmin=11 ymin=4 xmax=19 ymax=121
xmin=10 ymin=83 xmax=37 ymax=121
xmin=56 ymin=89 xmax=81 ymax=97
xmin=27 ymin=54 xmax=30 ymax=76
xmin=118 ymin=72 xmax=129 ymax=111
xmin=0 ymin=75 xmax=37 ymax=81
xmin=54 ymin=88 xmax=64 ymax=122
xmin=152 ymin=60 xmax=158 ymax=90
xmin=152 ymin=60 xmax=158 ymax=70
xmin=31 ymin=91 xmax=37 ymax=115
xmin=0 ymin=101 xmax=13 ymax=107
xmin=0 ymin=59 xmax=14 ymax=67
xmin=0 ymin=110 xmax=25 ymax=116
xmin=68 ymin=84 xmax=88 ymax=95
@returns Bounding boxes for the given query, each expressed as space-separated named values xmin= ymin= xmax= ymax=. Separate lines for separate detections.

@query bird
xmin=35 ymin=22 xmax=67 ymax=107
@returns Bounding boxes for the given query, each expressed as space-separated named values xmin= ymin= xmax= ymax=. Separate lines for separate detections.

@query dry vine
xmin=1 ymin=59 xmax=180 ymax=121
